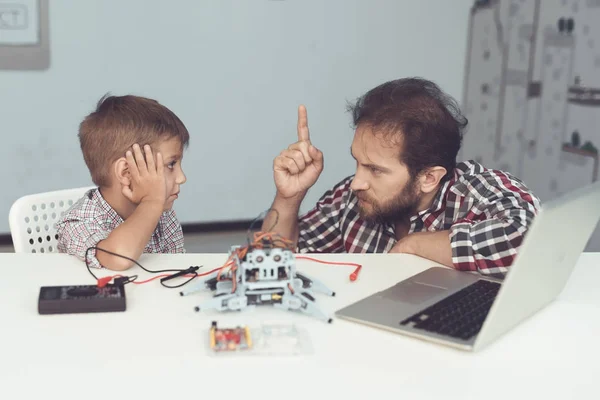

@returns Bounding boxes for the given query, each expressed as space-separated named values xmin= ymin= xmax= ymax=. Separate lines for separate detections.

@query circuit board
xmin=209 ymin=321 xmax=252 ymax=352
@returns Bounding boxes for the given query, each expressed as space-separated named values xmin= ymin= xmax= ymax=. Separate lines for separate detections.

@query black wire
xmin=159 ymin=265 xmax=202 ymax=288
xmin=160 ymin=275 xmax=198 ymax=289
xmin=88 ymin=246 xmax=189 ymax=273
xmin=115 ymin=275 xmax=138 ymax=285
xmin=85 ymin=247 xmax=100 ymax=281
xmin=246 ymin=208 xmax=280 ymax=245
xmin=266 ymin=208 xmax=280 ymax=232
xmin=246 ymin=211 xmax=265 ymax=245
xmin=84 ymin=246 xmax=198 ymax=288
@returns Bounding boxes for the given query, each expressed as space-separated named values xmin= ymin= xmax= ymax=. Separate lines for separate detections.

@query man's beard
xmin=356 ymin=178 xmax=421 ymax=224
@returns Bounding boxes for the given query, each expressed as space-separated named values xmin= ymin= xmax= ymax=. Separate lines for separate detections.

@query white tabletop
xmin=0 ymin=252 xmax=598 ymax=399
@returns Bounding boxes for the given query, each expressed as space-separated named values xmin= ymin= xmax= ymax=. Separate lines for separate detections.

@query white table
xmin=0 ymin=252 xmax=598 ymax=399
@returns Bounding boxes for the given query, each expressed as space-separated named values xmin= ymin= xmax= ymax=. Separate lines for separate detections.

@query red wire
xmin=131 ymin=274 xmax=189 ymax=284
xmin=130 ymin=262 xmax=234 ymax=285
xmin=202 ymin=262 xmax=232 ymax=277
xmin=296 ymin=256 xmax=362 ymax=281
xmin=99 ymin=256 xmax=361 ymax=287
xmin=295 ymin=256 xmax=361 ymax=267
xmin=129 ymin=263 xmax=234 ymax=285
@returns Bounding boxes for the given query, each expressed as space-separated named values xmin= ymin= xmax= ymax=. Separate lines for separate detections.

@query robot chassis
xmin=180 ymin=245 xmax=335 ymax=323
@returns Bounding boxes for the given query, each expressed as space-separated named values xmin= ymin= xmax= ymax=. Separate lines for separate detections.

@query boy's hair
xmin=78 ymin=94 xmax=190 ymax=187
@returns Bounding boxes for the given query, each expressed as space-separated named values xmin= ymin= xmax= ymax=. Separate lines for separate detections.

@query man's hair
xmin=78 ymin=94 xmax=190 ymax=187
xmin=347 ymin=77 xmax=467 ymax=182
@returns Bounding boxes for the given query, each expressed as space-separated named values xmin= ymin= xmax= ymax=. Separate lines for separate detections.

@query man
xmin=261 ymin=77 xmax=540 ymax=277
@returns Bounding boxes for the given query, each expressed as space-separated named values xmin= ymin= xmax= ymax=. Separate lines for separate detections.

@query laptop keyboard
xmin=399 ymin=279 xmax=501 ymax=341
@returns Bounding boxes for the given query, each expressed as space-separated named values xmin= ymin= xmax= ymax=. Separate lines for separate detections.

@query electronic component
xmin=38 ymin=284 xmax=126 ymax=315
xmin=181 ymin=235 xmax=335 ymax=322
xmin=209 ymin=321 xmax=252 ymax=352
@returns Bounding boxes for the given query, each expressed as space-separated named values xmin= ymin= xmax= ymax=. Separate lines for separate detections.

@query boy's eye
xmin=167 ymin=161 xmax=177 ymax=169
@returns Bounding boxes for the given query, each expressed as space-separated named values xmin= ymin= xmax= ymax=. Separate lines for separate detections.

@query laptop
xmin=335 ymin=180 xmax=600 ymax=351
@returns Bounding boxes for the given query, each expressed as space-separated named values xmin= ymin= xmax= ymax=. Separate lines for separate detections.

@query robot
xmin=180 ymin=236 xmax=335 ymax=323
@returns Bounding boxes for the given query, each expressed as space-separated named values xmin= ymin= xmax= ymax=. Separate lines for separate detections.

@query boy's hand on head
xmin=273 ymin=105 xmax=324 ymax=199
xmin=122 ymin=144 xmax=167 ymax=206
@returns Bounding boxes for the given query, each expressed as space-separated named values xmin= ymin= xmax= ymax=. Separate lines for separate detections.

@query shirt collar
xmin=423 ymin=176 xmax=454 ymax=214
xmin=92 ymin=188 xmax=124 ymax=225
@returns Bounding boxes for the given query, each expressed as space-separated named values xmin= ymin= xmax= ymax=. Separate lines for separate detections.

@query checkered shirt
xmin=297 ymin=161 xmax=541 ymax=277
xmin=56 ymin=188 xmax=185 ymax=268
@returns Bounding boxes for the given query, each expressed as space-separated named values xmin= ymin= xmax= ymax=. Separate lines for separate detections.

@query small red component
xmin=97 ymin=276 xmax=113 ymax=288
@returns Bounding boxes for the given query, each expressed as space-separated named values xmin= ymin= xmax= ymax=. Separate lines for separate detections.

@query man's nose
xmin=350 ymin=175 xmax=368 ymax=192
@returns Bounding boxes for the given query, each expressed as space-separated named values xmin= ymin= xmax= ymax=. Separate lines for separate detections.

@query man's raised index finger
xmin=297 ymin=105 xmax=310 ymax=142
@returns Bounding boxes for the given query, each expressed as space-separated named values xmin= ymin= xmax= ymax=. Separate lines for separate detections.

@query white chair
xmin=8 ymin=186 xmax=96 ymax=253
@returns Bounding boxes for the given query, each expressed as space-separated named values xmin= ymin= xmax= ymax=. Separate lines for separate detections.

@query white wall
xmin=0 ymin=0 xmax=472 ymax=234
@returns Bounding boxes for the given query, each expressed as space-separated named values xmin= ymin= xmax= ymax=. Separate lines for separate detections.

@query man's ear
xmin=418 ymin=166 xmax=447 ymax=194
xmin=113 ymin=157 xmax=131 ymax=186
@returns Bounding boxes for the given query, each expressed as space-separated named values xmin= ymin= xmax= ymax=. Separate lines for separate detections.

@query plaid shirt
xmin=56 ymin=188 xmax=185 ymax=268
xmin=297 ymin=161 xmax=541 ymax=277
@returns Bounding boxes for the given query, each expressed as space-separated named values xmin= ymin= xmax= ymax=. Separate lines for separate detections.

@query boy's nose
xmin=178 ymin=171 xmax=187 ymax=185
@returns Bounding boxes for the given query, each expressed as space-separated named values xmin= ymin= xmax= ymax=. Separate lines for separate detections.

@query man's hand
xmin=273 ymin=105 xmax=324 ymax=199
xmin=390 ymin=230 xmax=454 ymax=268
xmin=122 ymin=143 xmax=167 ymax=206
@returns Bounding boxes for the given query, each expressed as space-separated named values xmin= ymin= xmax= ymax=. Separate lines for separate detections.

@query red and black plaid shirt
xmin=297 ymin=161 xmax=541 ymax=277
xmin=56 ymin=188 xmax=185 ymax=268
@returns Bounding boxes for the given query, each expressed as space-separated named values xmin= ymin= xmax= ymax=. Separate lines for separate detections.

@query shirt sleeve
xmin=56 ymin=217 xmax=111 ymax=269
xmin=160 ymin=210 xmax=186 ymax=253
xmin=297 ymin=177 xmax=353 ymax=253
xmin=449 ymin=172 xmax=541 ymax=277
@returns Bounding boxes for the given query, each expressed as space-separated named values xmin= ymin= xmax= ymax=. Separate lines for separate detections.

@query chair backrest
xmin=8 ymin=186 xmax=96 ymax=253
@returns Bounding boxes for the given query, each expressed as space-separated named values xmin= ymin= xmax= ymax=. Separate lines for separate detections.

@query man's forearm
xmin=96 ymin=200 xmax=164 ymax=270
xmin=261 ymin=193 xmax=304 ymax=244
xmin=393 ymin=230 xmax=454 ymax=268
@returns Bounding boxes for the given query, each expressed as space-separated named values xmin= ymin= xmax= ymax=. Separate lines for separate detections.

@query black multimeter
xmin=38 ymin=284 xmax=126 ymax=315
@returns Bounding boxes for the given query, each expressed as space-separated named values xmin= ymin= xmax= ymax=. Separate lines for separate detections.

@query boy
xmin=56 ymin=94 xmax=189 ymax=271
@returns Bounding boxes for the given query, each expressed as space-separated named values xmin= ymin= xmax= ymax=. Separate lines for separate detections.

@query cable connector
xmin=160 ymin=266 xmax=200 ymax=283
xmin=114 ymin=276 xmax=133 ymax=286
xmin=97 ymin=276 xmax=113 ymax=288
xmin=349 ymin=265 xmax=362 ymax=281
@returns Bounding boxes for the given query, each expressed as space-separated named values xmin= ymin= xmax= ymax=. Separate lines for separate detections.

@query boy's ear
xmin=114 ymin=157 xmax=131 ymax=186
